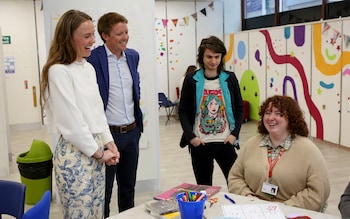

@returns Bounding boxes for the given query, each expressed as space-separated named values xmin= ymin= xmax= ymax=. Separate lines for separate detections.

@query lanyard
xmin=267 ymin=147 xmax=285 ymax=178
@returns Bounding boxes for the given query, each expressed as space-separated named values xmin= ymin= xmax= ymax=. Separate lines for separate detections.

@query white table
xmin=107 ymin=192 xmax=340 ymax=219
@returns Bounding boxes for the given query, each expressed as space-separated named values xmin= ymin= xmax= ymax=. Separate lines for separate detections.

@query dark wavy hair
xmin=197 ymin=36 xmax=226 ymax=73
xmin=257 ymin=95 xmax=309 ymax=137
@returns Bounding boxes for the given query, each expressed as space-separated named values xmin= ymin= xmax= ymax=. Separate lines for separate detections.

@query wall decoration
xmin=264 ymin=28 xmax=287 ymax=98
xmin=311 ymin=21 xmax=342 ymax=143
xmin=155 ymin=1 xmax=223 ymax=102
xmin=285 ymin=25 xmax=312 ymax=133
xmin=247 ymin=31 xmax=266 ymax=120
xmin=155 ymin=2 xmax=214 ymax=27
xmin=340 ymin=19 xmax=350 ymax=147
xmin=226 ymin=17 xmax=350 ymax=147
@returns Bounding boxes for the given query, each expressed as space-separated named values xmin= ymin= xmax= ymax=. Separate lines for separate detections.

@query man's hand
xmin=104 ymin=141 xmax=120 ymax=165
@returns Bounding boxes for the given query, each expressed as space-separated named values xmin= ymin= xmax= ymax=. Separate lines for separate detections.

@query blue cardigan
xmin=87 ymin=46 xmax=143 ymax=132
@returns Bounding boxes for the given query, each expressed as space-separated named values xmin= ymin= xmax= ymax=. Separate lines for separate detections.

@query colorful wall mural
xmin=225 ymin=17 xmax=350 ymax=147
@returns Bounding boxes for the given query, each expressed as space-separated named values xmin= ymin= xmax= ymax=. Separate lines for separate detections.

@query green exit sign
xmin=2 ymin=36 xmax=11 ymax=44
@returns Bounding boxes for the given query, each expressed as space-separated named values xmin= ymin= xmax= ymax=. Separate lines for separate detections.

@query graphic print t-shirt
xmin=194 ymin=78 xmax=230 ymax=143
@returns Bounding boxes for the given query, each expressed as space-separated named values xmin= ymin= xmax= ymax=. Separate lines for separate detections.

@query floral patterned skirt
xmin=54 ymin=134 xmax=105 ymax=219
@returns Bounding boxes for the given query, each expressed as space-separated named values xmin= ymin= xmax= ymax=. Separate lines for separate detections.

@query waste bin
xmin=17 ymin=139 xmax=53 ymax=205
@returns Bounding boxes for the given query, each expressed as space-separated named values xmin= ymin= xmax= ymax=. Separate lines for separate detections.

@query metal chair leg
xmin=164 ymin=106 xmax=175 ymax=125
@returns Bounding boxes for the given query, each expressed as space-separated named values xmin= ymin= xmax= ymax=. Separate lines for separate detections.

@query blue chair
xmin=0 ymin=179 xmax=26 ymax=219
xmin=22 ymin=190 xmax=51 ymax=219
xmin=158 ymin=92 xmax=177 ymax=125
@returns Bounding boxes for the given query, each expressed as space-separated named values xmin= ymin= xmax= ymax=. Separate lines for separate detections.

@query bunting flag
xmin=208 ymin=2 xmax=214 ymax=10
xmin=172 ymin=19 xmax=178 ymax=27
xmin=155 ymin=2 xmax=214 ymax=26
xmin=322 ymin=22 xmax=330 ymax=34
xmin=200 ymin=8 xmax=207 ymax=16
xmin=322 ymin=22 xmax=350 ymax=48
xmin=191 ymin=13 xmax=198 ymax=21
xmin=162 ymin=19 xmax=168 ymax=28
xmin=333 ymin=29 xmax=340 ymax=40
xmin=345 ymin=35 xmax=350 ymax=47
xmin=183 ymin=16 xmax=189 ymax=26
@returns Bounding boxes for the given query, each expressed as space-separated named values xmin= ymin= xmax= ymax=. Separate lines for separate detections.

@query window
xmin=281 ymin=0 xmax=322 ymax=12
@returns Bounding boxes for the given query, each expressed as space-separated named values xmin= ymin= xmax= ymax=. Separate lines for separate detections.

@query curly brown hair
xmin=257 ymin=95 xmax=309 ymax=137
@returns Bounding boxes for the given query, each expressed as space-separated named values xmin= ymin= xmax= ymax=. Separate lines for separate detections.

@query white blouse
xmin=44 ymin=60 xmax=113 ymax=157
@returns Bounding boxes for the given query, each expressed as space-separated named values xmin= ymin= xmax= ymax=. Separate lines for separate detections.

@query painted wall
xmin=225 ymin=17 xmax=350 ymax=147
xmin=340 ymin=19 xmax=350 ymax=148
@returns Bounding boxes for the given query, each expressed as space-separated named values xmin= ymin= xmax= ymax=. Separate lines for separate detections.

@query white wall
xmin=0 ymin=0 xmax=45 ymax=176
xmin=155 ymin=0 xmax=225 ymax=104
xmin=0 ymin=28 xmax=10 ymax=177
xmin=155 ymin=1 xmax=197 ymax=102
xmin=0 ymin=0 xmax=42 ymax=130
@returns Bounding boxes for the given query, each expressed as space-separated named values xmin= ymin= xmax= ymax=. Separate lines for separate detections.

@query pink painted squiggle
xmin=260 ymin=30 xmax=324 ymax=140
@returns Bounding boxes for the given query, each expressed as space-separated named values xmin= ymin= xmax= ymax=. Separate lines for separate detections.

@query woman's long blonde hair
xmin=40 ymin=9 xmax=92 ymax=109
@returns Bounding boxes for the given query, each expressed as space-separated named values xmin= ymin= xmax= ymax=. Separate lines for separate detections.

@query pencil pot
xmin=176 ymin=191 xmax=207 ymax=219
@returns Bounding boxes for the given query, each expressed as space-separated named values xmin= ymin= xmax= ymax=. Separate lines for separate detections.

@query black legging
xmin=190 ymin=142 xmax=237 ymax=186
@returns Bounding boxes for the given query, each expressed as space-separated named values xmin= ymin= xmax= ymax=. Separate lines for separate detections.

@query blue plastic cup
xmin=176 ymin=191 xmax=207 ymax=219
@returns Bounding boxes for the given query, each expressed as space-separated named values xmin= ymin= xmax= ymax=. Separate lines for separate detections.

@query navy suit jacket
xmin=87 ymin=45 xmax=143 ymax=132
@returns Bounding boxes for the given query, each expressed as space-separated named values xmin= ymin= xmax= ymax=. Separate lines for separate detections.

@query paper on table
xmin=211 ymin=217 xmax=240 ymax=219
xmin=221 ymin=203 xmax=285 ymax=219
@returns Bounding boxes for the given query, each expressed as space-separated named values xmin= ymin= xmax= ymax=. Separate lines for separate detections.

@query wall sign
xmin=4 ymin=56 xmax=15 ymax=74
xmin=2 ymin=36 xmax=11 ymax=44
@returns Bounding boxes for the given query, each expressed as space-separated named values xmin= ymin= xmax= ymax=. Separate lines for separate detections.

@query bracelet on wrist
xmin=96 ymin=150 xmax=104 ymax=160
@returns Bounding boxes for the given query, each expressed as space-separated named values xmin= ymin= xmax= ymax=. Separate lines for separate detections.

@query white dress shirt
xmin=105 ymin=46 xmax=135 ymax=126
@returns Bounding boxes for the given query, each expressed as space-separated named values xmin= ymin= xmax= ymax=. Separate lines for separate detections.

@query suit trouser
xmin=190 ymin=142 xmax=237 ymax=186
xmin=104 ymin=126 xmax=141 ymax=217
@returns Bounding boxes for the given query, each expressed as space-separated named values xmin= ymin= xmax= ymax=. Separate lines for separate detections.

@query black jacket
xmin=178 ymin=69 xmax=244 ymax=148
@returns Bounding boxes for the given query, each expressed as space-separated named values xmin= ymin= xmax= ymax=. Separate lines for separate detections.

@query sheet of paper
xmin=221 ymin=203 xmax=285 ymax=219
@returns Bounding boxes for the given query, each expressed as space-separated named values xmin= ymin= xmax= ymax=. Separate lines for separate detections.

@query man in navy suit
xmin=87 ymin=12 xmax=143 ymax=217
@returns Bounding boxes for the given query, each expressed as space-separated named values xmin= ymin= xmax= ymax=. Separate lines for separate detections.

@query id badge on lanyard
xmin=261 ymin=147 xmax=284 ymax=196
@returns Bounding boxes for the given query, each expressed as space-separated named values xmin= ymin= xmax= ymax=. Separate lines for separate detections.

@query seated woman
xmin=227 ymin=95 xmax=330 ymax=212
